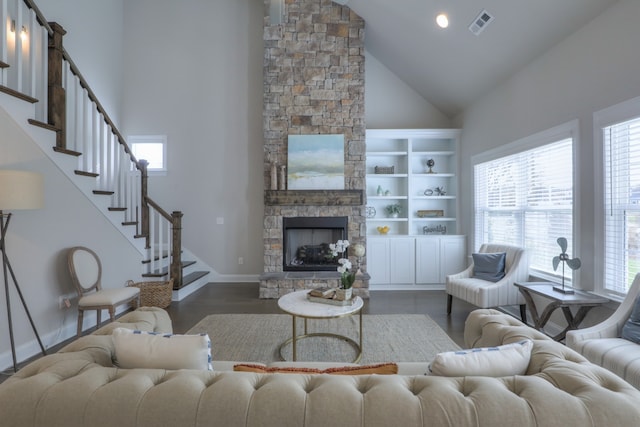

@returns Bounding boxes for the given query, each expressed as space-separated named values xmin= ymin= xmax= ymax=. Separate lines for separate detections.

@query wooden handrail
xmin=60 ymin=48 xmax=139 ymax=168
xmin=145 ymin=197 xmax=173 ymax=222
xmin=21 ymin=1 xmax=136 ymax=167
xmin=22 ymin=0 xmax=54 ymax=35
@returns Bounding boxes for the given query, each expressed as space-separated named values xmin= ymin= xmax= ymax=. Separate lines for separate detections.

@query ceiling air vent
xmin=468 ymin=9 xmax=494 ymax=36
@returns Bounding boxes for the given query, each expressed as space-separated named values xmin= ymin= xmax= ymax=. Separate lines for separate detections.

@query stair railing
xmin=1 ymin=0 xmax=183 ymax=288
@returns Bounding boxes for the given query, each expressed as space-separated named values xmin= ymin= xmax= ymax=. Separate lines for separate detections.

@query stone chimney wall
xmin=261 ymin=0 xmax=368 ymax=298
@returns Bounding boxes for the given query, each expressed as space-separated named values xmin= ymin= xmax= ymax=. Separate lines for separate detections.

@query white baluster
xmin=1 ymin=1 xmax=8 ymax=80
xmin=90 ymin=103 xmax=98 ymax=175
xmin=150 ymin=208 xmax=157 ymax=272
xmin=26 ymin=8 xmax=36 ymax=98
xmin=81 ymin=90 xmax=90 ymax=171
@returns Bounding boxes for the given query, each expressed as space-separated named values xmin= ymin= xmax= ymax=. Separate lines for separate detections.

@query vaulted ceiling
xmin=342 ymin=0 xmax=619 ymax=117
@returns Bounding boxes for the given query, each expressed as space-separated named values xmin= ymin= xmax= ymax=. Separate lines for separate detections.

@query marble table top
xmin=278 ymin=290 xmax=363 ymax=318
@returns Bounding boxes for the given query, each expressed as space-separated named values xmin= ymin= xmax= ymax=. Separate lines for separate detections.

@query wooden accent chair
xmin=67 ymin=246 xmax=140 ymax=336
xmin=446 ymin=243 xmax=530 ymax=322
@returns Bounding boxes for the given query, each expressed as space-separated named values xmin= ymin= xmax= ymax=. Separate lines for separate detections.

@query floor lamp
xmin=0 ymin=170 xmax=46 ymax=372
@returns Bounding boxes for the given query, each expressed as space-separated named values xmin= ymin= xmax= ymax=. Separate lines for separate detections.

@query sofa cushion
xmin=621 ymin=295 xmax=640 ymax=344
xmin=233 ymin=362 xmax=398 ymax=375
xmin=472 ymin=252 xmax=506 ymax=282
xmin=112 ymin=328 xmax=212 ymax=370
xmin=429 ymin=339 xmax=532 ymax=377
xmin=577 ymin=337 xmax=640 ymax=390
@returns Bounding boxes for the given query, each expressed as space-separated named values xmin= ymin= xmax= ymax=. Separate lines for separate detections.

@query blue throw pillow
xmin=621 ymin=296 xmax=640 ymax=344
xmin=472 ymin=252 xmax=506 ymax=282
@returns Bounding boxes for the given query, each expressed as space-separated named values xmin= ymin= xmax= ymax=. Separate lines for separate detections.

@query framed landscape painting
xmin=287 ymin=134 xmax=345 ymax=190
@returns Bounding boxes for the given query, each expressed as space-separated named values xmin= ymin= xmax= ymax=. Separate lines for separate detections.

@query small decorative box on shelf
xmin=417 ymin=209 xmax=444 ymax=218
xmin=374 ymin=166 xmax=395 ymax=174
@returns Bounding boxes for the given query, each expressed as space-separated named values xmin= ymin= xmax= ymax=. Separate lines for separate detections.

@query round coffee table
xmin=277 ymin=290 xmax=364 ymax=363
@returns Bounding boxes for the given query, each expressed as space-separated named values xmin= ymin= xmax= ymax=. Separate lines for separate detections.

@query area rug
xmin=187 ymin=314 xmax=460 ymax=364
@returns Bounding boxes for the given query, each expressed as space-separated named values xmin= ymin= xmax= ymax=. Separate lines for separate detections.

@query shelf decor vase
xmin=335 ymin=287 xmax=352 ymax=301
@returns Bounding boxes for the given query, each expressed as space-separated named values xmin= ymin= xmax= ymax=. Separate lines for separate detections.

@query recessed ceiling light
xmin=436 ymin=13 xmax=449 ymax=29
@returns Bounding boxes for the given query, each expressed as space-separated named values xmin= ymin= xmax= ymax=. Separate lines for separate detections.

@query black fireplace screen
xmin=283 ymin=216 xmax=348 ymax=271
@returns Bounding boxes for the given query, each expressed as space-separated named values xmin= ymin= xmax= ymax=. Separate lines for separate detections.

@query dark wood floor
xmin=166 ymin=283 xmax=477 ymax=347
xmin=2 ymin=283 xmax=477 ymax=382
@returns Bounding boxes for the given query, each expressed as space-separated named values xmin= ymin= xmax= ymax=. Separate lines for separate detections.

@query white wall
xmin=119 ymin=0 xmax=265 ymax=276
xmin=365 ymin=51 xmax=451 ymax=129
xmin=458 ymin=0 xmax=640 ymax=292
xmin=0 ymin=103 xmax=143 ymax=371
xmin=38 ymin=0 xmax=124 ymax=125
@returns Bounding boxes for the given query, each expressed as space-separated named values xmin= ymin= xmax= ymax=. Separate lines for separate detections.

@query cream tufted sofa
xmin=1 ymin=307 xmax=639 ymax=427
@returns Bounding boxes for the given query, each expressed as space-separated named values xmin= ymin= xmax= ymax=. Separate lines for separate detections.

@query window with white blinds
xmin=602 ymin=117 xmax=640 ymax=294
xmin=475 ymin=138 xmax=574 ymax=281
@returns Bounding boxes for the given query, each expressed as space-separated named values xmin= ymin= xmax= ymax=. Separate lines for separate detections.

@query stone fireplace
xmin=260 ymin=0 xmax=368 ymax=298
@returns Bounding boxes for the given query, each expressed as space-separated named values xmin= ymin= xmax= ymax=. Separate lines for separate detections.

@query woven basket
xmin=127 ymin=279 xmax=173 ymax=309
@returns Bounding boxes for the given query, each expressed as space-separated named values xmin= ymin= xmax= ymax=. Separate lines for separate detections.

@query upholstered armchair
xmin=446 ymin=243 xmax=530 ymax=322
xmin=566 ymin=274 xmax=640 ymax=389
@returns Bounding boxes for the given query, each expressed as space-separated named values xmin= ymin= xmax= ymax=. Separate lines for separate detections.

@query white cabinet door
xmin=389 ymin=238 xmax=415 ymax=284
xmin=415 ymin=238 xmax=440 ymax=284
xmin=440 ymin=236 xmax=467 ymax=280
xmin=367 ymin=238 xmax=390 ymax=284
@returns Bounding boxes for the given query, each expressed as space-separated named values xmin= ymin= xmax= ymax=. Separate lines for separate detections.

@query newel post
xmin=139 ymin=160 xmax=150 ymax=247
xmin=171 ymin=211 xmax=183 ymax=289
xmin=47 ymin=22 xmax=66 ymax=149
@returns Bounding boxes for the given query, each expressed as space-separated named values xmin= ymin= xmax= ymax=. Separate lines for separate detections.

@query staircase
xmin=0 ymin=0 xmax=211 ymax=298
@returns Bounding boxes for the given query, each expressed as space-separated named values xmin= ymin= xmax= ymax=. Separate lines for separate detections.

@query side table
xmin=515 ymin=282 xmax=609 ymax=341
xmin=277 ymin=290 xmax=364 ymax=363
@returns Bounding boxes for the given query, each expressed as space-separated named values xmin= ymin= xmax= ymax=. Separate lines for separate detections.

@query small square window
xmin=129 ymin=135 xmax=167 ymax=174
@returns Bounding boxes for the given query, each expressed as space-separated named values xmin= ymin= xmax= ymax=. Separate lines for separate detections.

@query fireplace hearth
xmin=283 ymin=216 xmax=347 ymax=271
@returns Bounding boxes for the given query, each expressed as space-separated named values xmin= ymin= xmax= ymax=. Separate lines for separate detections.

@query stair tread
xmin=181 ymin=271 xmax=210 ymax=287
xmin=0 ymin=85 xmax=38 ymax=103
xmin=108 ymin=207 xmax=127 ymax=211
xmin=142 ymin=258 xmax=193 ymax=266
xmin=142 ymin=272 xmax=168 ymax=278
xmin=28 ymin=119 xmax=58 ymax=132
xmin=75 ymin=170 xmax=99 ymax=178
xmin=142 ymin=260 xmax=202 ymax=277
xmin=93 ymin=190 xmax=114 ymax=195
xmin=53 ymin=146 xmax=82 ymax=157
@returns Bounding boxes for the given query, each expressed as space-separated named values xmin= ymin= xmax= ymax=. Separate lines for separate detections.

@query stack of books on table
xmin=307 ymin=287 xmax=355 ymax=306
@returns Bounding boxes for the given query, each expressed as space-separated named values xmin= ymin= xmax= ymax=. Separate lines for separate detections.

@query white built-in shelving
xmin=365 ymin=129 xmax=466 ymax=288
xmin=365 ymin=129 xmax=461 ymax=236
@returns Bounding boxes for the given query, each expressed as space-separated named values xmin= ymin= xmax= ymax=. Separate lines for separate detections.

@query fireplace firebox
xmin=283 ymin=217 xmax=348 ymax=271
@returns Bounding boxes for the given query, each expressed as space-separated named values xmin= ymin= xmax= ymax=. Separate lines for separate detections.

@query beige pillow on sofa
xmin=112 ymin=328 xmax=212 ymax=370
xmin=429 ymin=339 xmax=533 ymax=377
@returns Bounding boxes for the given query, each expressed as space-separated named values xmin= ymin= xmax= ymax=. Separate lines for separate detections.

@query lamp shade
xmin=0 ymin=170 xmax=44 ymax=210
